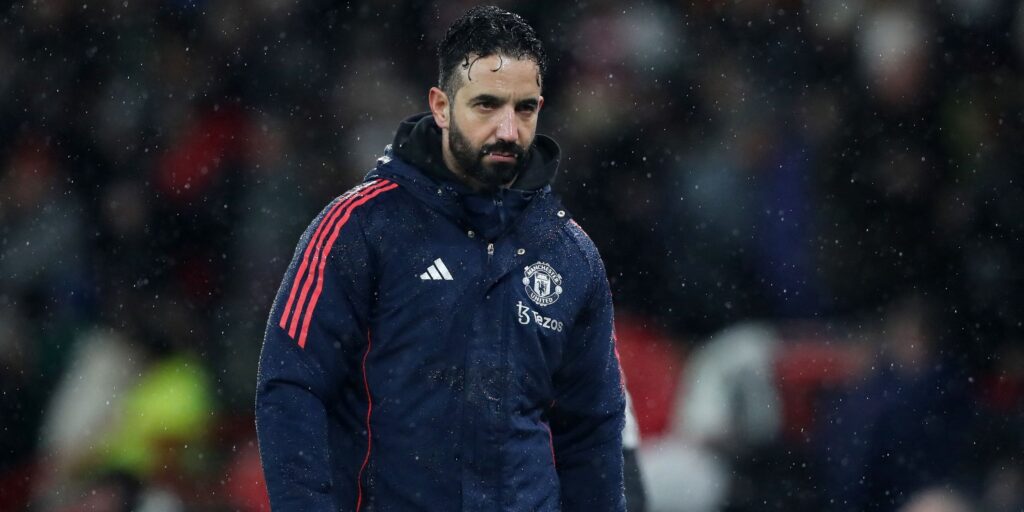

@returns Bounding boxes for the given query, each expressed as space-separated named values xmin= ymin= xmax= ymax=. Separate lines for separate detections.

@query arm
xmin=255 ymin=191 xmax=378 ymax=511
xmin=550 ymin=263 xmax=627 ymax=511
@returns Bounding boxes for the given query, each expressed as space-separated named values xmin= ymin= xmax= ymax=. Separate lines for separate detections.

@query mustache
xmin=480 ymin=141 xmax=526 ymax=160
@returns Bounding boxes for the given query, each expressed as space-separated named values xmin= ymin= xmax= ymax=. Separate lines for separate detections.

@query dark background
xmin=0 ymin=1 xmax=1021 ymax=511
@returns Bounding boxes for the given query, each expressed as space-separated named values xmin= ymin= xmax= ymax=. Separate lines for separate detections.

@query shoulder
xmin=561 ymin=218 xmax=605 ymax=272
xmin=316 ymin=177 xmax=404 ymax=227
xmin=334 ymin=177 xmax=403 ymax=212
xmin=560 ymin=218 xmax=610 ymax=301
xmin=295 ymin=178 xmax=403 ymax=246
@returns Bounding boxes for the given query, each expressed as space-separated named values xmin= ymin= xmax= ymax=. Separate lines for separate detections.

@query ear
xmin=537 ymin=95 xmax=545 ymax=113
xmin=429 ymin=87 xmax=450 ymax=129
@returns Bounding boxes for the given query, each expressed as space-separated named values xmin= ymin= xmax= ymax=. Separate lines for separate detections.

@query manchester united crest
xmin=522 ymin=262 xmax=563 ymax=307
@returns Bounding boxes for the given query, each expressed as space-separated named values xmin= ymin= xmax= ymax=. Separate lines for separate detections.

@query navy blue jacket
xmin=256 ymin=115 xmax=626 ymax=511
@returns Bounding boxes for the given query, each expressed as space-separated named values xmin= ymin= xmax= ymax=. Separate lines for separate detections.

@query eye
xmin=516 ymin=104 xmax=537 ymax=114
xmin=475 ymin=100 xmax=497 ymax=110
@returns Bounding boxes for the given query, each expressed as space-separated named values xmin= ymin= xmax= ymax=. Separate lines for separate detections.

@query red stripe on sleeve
xmin=297 ymin=182 xmax=398 ymax=348
xmin=278 ymin=180 xmax=383 ymax=332
xmin=287 ymin=182 xmax=390 ymax=338
xmin=278 ymin=196 xmax=351 ymax=332
xmin=279 ymin=180 xmax=388 ymax=336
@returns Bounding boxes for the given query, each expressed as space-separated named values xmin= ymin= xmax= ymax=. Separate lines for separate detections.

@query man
xmin=256 ymin=6 xmax=633 ymax=511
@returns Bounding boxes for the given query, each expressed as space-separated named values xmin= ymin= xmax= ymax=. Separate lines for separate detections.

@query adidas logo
xmin=420 ymin=258 xmax=454 ymax=281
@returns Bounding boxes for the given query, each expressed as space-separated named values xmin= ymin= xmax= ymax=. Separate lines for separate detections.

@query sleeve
xmin=255 ymin=195 xmax=375 ymax=511
xmin=550 ymin=256 xmax=627 ymax=512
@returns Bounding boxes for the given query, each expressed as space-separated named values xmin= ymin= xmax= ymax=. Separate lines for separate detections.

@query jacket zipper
xmin=487 ymin=242 xmax=494 ymax=264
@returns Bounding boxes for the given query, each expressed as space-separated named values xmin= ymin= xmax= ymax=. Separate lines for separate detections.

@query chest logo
xmin=522 ymin=261 xmax=563 ymax=307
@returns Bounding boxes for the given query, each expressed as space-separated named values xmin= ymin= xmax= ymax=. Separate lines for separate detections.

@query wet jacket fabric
xmin=256 ymin=114 xmax=627 ymax=511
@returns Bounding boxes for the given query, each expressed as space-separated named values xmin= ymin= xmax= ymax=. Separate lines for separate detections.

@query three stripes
xmin=278 ymin=179 xmax=398 ymax=348
xmin=420 ymin=258 xmax=453 ymax=281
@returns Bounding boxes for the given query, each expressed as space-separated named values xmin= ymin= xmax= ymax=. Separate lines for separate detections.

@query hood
xmin=369 ymin=113 xmax=565 ymax=241
xmin=390 ymin=112 xmax=561 ymax=193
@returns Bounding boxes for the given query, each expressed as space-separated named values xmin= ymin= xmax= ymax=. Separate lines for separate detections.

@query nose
xmin=495 ymin=107 xmax=519 ymax=143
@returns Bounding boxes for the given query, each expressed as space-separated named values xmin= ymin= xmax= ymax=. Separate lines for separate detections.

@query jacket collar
xmin=369 ymin=113 xmax=569 ymax=242
xmin=389 ymin=112 xmax=561 ymax=193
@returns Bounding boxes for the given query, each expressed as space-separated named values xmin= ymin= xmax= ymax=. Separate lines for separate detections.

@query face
xmin=429 ymin=54 xmax=544 ymax=191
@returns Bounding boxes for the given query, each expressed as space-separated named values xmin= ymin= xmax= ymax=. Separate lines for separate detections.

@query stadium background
xmin=0 ymin=0 xmax=1022 ymax=510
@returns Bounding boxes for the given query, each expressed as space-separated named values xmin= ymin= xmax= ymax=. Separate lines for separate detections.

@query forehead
xmin=455 ymin=54 xmax=541 ymax=101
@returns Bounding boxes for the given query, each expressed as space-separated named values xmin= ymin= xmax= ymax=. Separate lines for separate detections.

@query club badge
xmin=523 ymin=262 xmax=563 ymax=307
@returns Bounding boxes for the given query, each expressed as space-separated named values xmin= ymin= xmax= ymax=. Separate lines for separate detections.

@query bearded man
xmin=257 ymin=6 xmax=638 ymax=511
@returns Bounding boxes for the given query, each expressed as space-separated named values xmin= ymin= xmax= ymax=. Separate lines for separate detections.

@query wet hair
xmin=437 ymin=5 xmax=547 ymax=99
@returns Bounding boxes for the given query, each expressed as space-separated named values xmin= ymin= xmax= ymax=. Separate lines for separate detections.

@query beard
xmin=448 ymin=118 xmax=529 ymax=192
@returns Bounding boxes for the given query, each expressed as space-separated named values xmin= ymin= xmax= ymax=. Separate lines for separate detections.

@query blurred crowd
xmin=0 ymin=0 xmax=1022 ymax=511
